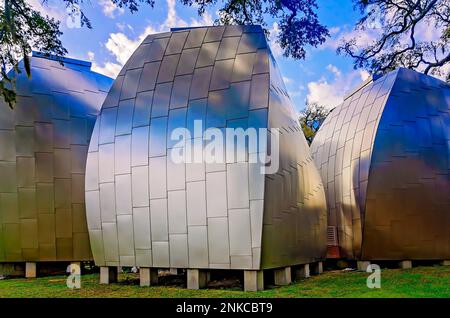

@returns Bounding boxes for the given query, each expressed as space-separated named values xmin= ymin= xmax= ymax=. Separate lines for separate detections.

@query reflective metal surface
xmin=0 ymin=52 xmax=112 ymax=262
xmin=311 ymin=68 xmax=450 ymax=260
xmin=85 ymin=26 xmax=327 ymax=269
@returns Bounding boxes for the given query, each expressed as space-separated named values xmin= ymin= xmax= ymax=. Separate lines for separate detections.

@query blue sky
xmin=30 ymin=0 xmax=378 ymax=112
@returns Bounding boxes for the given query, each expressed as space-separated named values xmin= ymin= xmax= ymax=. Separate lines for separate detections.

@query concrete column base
xmin=357 ymin=261 xmax=370 ymax=271
xmin=169 ymin=268 xmax=178 ymax=275
xmin=100 ymin=266 xmax=118 ymax=284
xmin=441 ymin=260 xmax=450 ymax=266
xmin=399 ymin=260 xmax=412 ymax=269
xmin=295 ymin=264 xmax=310 ymax=280
xmin=187 ymin=269 xmax=207 ymax=290
xmin=312 ymin=261 xmax=323 ymax=275
xmin=244 ymin=270 xmax=264 ymax=291
xmin=140 ymin=268 xmax=159 ymax=286
xmin=274 ymin=267 xmax=291 ymax=286
xmin=25 ymin=262 xmax=37 ymax=278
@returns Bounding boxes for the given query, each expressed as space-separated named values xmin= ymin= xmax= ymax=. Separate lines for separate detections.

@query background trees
xmin=338 ymin=0 xmax=449 ymax=81
xmin=299 ymin=103 xmax=330 ymax=145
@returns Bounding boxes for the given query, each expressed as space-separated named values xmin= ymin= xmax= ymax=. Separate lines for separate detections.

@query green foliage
xmin=339 ymin=0 xmax=449 ymax=81
xmin=299 ymin=103 xmax=330 ymax=145
xmin=0 ymin=0 xmax=66 ymax=108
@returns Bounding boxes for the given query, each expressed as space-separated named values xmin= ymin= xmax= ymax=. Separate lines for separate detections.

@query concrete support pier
xmin=244 ymin=270 xmax=264 ymax=291
xmin=441 ymin=260 xmax=450 ymax=266
xmin=25 ymin=262 xmax=37 ymax=278
xmin=274 ymin=267 xmax=291 ymax=286
xmin=312 ymin=261 xmax=323 ymax=275
xmin=140 ymin=268 xmax=159 ymax=286
xmin=100 ymin=266 xmax=118 ymax=284
xmin=399 ymin=260 xmax=412 ymax=269
xmin=357 ymin=261 xmax=370 ymax=271
xmin=294 ymin=264 xmax=310 ymax=280
xmin=187 ymin=269 xmax=207 ymax=290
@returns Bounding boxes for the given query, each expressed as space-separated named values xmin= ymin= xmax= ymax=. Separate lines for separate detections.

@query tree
xmin=299 ymin=102 xmax=330 ymax=145
xmin=0 ymin=0 xmax=329 ymax=108
xmin=338 ymin=0 xmax=449 ymax=81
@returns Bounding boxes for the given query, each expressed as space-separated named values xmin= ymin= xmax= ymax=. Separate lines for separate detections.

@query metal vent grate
xmin=327 ymin=226 xmax=338 ymax=246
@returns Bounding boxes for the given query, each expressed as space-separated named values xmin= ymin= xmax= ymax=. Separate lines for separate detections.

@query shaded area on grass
xmin=0 ymin=266 xmax=448 ymax=298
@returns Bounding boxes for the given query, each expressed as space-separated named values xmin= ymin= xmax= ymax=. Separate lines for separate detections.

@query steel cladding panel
xmin=85 ymin=26 xmax=327 ymax=270
xmin=0 ymin=54 xmax=112 ymax=262
xmin=311 ymin=68 xmax=450 ymax=260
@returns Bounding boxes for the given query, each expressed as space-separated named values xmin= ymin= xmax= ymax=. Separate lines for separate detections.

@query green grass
xmin=0 ymin=266 xmax=448 ymax=298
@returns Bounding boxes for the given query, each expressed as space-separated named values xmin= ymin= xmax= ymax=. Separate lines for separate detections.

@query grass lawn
xmin=0 ymin=266 xmax=448 ymax=298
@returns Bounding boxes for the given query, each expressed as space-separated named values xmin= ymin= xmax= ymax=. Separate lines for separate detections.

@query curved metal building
xmin=0 ymin=52 xmax=112 ymax=265
xmin=85 ymin=25 xmax=327 ymax=281
xmin=311 ymin=68 xmax=450 ymax=261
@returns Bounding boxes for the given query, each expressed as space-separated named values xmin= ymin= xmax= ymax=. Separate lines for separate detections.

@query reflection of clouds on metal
xmin=0 ymin=52 xmax=113 ymax=262
xmin=85 ymin=26 xmax=327 ymax=270
xmin=311 ymin=68 xmax=450 ymax=260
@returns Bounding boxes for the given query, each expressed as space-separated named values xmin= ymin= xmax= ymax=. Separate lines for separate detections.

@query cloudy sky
xmin=28 ymin=0 xmax=437 ymax=112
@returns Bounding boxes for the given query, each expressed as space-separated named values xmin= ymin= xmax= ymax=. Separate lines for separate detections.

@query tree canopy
xmin=0 ymin=0 xmax=329 ymax=108
xmin=299 ymin=103 xmax=330 ymax=145
xmin=338 ymin=0 xmax=449 ymax=81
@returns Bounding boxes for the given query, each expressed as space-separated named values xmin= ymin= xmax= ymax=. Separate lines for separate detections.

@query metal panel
xmin=231 ymin=53 xmax=255 ymax=82
xmin=149 ymin=156 xmax=167 ymax=199
xmin=99 ymin=183 xmax=116 ymax=223
xmin=206 ymin=171 xmax=228 ymax=217
xmin=115 ymin=174 xmax=132 ymax=215
xmin=167 ymin=108 xmax=187 ymax=148
xmin=117 ymin=214 xmax=135 ymax=256
xmin=151 ymin=83 xmax=171 ymax=118
xmin=132 ymin=166 xmax=149 ymax=207
xmin=114 ymin=134 xmax=131 ymax=174
xmin=228 ymin=209 xmax=252 ymax=256
xmin=131 ymin=126 xmax=149 ymax=166
xmin=166 ymin=31 xmax=189 ymax=55
xmin=149 ymin=117 xmax=167 ymax=157
xmin=170 ymin=75 xmax=191 ymax=109
xmin=99 ymin=107 xmax=118 ymax=144
xmin=137 ymin=62 xmax=160 ymax=92
xmin=150 ymin=198 xmax=168 ymax=242
xmin=133 ymin=207 xmax=151 ymax=249
xmin=186 ymin=181 xmax=207 ymax=226
xmin=196 ymin=42 xmax=220 ymax=68
xmin=157 ymin=54 xmax=180 ymax=84
xmin=121 ymin=68 xmax=141 ymax=101
xmin=210 ymin=59 xmax=234 ymax=91
xmin=116 ymin=99 xmax=134 ymax=136
xmin=176 ymin=48 xmax=200 ymax=75
xmin=167 ymin=155 xmax=185 ymax=191
xmin=168 ymin=190 xmax=187 ymax=233
xmin=133 ymin=91 xmax=153 ymax=127
xmin=227 ymin=163 xmax=249 ymax=209
xmin=102 ymin=222 xmax=119 ymax=262
xmin=152 ymin=241 xmax=170 ymax=267
xmin=216 ymin=37 xmax=240 ymax=60
xmin=169 ymin=234 xmax=188 ymax=267
xmin=190 ymin=66 xmax=213 ymax=100
xmin=207 ymin=217 xmax=230 ymax=265
xmin=187 ymin=225 xmax=208 ymax=268
xmin=184 ymin=28 xmax=207 ymax=48
xmin=98 ymin=143 xmax=115 ymax=183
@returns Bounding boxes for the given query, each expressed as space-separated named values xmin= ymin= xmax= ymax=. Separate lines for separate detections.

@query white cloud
xmin=323 ymin=26 xmax=379 ymax=50
xmin=28 ymin=0 xmax=65 ymax=21
xmin=91 ymin=0 xmax=216 ymax=78
xmin=99 ymin=0 xmax=125 ymax=18
xmin=326 ymin=64 xmax=341 ymax=77
xmin=282 ymin=76 xmax=293 ymax=85
xmin=329 ymin=26 xmax=340 ymax=35
xmin=87 ymin=51 xmax=122 ymax=78
xmin=306 ymin=65 xmax=369 ymax=109
xmin=268 ymin=22 xmax=283 ymax=57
